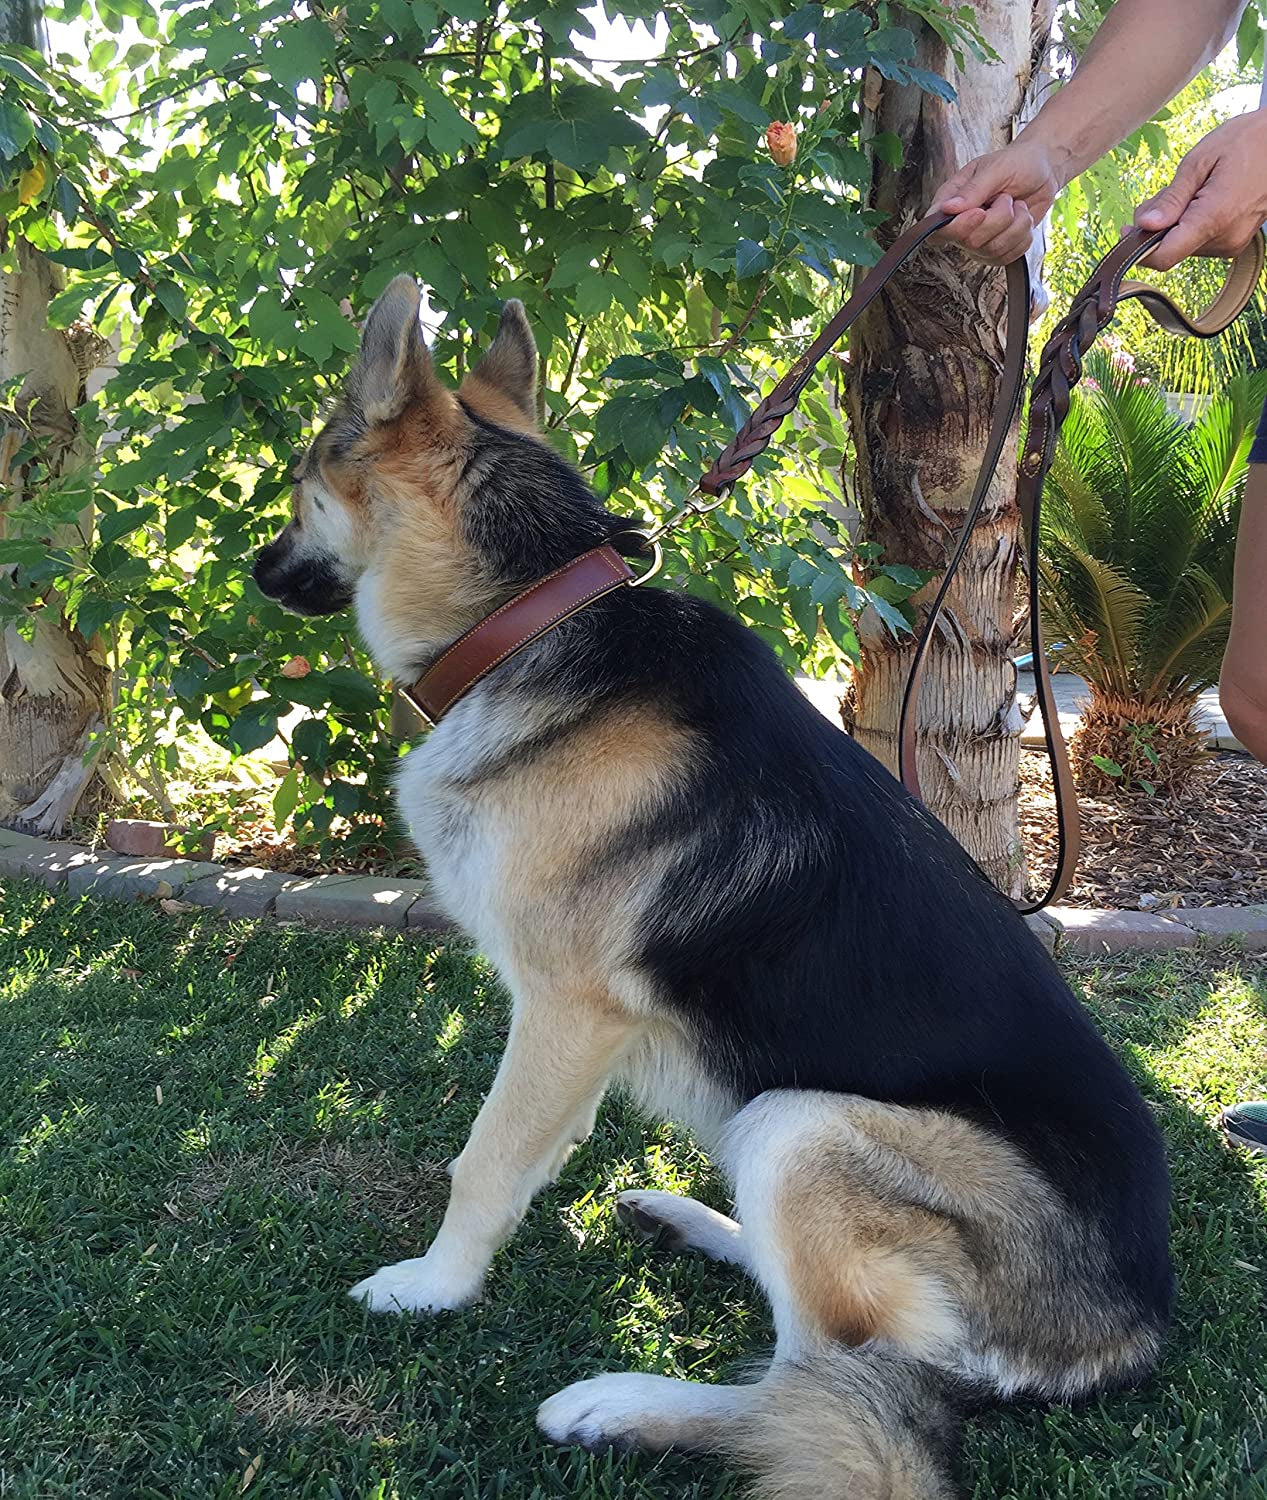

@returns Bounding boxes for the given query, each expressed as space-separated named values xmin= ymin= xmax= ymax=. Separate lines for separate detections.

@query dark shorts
xmin=1252 ymin=394 xmax=1267 ymax=465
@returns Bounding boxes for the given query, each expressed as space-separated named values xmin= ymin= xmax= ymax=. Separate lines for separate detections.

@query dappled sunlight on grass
xmin=2 ymin=878 xmax=1266 ymax=1499
xmin=249 ymin=1012 xmax=320 ymax=1093
xmin=13 ymin=1097 xmax=97 ymax=1166
xmin=434 ymin=1007 xmax=467 ymax=1053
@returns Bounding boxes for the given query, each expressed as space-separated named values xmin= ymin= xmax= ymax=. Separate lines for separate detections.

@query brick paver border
xmin=2 ymin=826 xmax=1264 ymax=951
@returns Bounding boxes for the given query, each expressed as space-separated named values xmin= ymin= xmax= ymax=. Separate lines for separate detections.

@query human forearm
xmin=931 ymin=0 xmax=1250 ymax=263
xmin=1021 ymin=0 xmax=1247 ymax=186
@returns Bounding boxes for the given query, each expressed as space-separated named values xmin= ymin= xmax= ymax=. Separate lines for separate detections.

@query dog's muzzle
xmin=253 ymin=536 xmax=353 ymax=617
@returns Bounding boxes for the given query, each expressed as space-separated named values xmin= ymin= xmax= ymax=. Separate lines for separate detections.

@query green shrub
xmin=1040 ymin=351 xmax=1267 ymax=796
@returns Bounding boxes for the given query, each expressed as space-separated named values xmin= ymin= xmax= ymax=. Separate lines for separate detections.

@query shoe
xmin=1220 ymin=1101 xmax=1267 ymax=1156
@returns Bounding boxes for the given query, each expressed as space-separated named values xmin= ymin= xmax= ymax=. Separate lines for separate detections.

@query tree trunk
xmin=845 ymin=0 xmax=1055 ymax=897
xmin=0 ymin=1 xmax=108 ymax=834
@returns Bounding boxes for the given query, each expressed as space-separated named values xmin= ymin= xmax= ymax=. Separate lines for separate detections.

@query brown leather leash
xmin=404 ymin=216 xmax=1264 ymax=911
xmin=997 ymin=225 xmax=1263 ymax=910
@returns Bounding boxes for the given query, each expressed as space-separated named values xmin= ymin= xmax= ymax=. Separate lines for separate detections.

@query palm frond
xmin=1042 ymin=441 xmax=1111 ymax=554
xmin=1038 ymin=361 xmax=1255 ymax=705
xmin=1039 ymin=543 xmax=1148 ymax=696
xmin=1186 ymin=368 xmax=1267 ymax=514
xmin=1140 ymin=563 xmax=1233 ymax=703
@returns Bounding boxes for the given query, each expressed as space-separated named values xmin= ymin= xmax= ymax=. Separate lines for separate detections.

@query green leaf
xmin=879 ymin=563 xmax=925 ymax=590
xmin=54 ymin=174 xmax=80 ymax=221
xmin=620 ymin=399 xmax=666 ymax=468
xmin=789 ymin=590 xmax=818 ymax=647
xmin=74 ymin=596 xmax=123 ymax=640
xmin=0 ymin=98 xmax=35 ymax=158
xmin=0 ymin=538 xmax=48 ymax=566
xmin=543 ymin=83 xmax=646 ymax=171
xmin=603 ymin=354 xmax=661 ymax=381
xmin=321 ymin=666 xmax=381 ymax=714
xmin=271 ymin=16 xmax=333 ymax=90
xmin=574 ymin=271 xmax=613 ymax=319
xmin=330 ymin=779 xmax=363 ymax=817
xmin=0 ymin=54 xmax=52 ymax=93
xmin=228 ymin=700 xmax=280 ymax=755
xmin=866 ymin=591 xmax=912 ymax=638
xmin=153 ymin=280 xmax=187 ymax=322
xmin=273 ymin=765 xmax=303 ymax=828
xmin=171 ymin=657 xmax=209 ymax=701
xmin=98 ymin=502 xmax=157 ymax=545
xmin=292 ymin=716 xmax=331 ymax=770
xmin=297 ymin=290 xmax=361 ymax=360
xmin=1090 ymin=754 xmax=1124 ymax=778
xmin=736 ymin=238 xmax=772 ymax=280
xmin=249 ymin=289 xmax=296 ymax=348
xmin=31 ymin=116 xmax=59 ymax=152
xmin=417 ymin=78 xmax=477 ymax=156
xmin=165 ymin=504 xmax=200 ymax=551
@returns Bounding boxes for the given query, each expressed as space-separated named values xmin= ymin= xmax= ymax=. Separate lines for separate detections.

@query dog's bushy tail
xmin=729 ymin=1346 xmax=965 ymax=1500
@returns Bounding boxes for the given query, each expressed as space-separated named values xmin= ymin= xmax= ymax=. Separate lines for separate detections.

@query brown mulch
xmin=1020 ymin=747 xmax=1267 ymax=910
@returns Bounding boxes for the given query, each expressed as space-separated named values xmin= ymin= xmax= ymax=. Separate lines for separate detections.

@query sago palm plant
xmin=1039 ymin=351 xmax=1267 ymax=797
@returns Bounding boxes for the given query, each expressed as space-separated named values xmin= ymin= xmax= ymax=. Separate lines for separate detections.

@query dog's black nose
xmin=253 ymin=539 xmax=288 ymax=595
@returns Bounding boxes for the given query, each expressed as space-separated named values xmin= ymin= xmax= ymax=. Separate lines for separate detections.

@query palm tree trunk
xmin=845 ymin=0 xmax=1055 ymax=897
xmin=0 ymin=0 xmax=107 ymax=833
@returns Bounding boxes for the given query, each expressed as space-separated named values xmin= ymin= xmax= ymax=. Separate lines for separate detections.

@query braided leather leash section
xmin=693 ymin=213 xmax=1263 ymax=914
xmin=1011 ymin=225 xmax=1266 ymax=912
xmin=698 ymin=213 xmax=958 ymax=499
xmin=699 ymin=388 xmax=801 ymax=497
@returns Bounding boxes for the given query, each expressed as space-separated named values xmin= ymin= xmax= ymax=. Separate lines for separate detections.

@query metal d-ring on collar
xmin=618 ymin=481 xmax=732 ymax=587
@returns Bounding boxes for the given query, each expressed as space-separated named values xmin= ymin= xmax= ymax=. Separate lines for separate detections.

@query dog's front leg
xmin=349 ymin=993 xmax=632 ymax=1315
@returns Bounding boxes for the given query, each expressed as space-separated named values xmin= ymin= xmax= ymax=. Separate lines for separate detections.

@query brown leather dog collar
xmin=399 ymin=543 xmax=633 ymax=725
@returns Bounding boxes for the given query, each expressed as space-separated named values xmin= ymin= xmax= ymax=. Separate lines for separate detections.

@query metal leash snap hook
xmin=689 ymin=481 xmax=730 ymax=515
xmin=620 ymin=529 xmax=664 ymax=587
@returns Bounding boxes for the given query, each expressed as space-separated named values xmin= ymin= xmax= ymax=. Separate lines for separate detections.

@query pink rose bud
xmin=281 ymin=655 xmax=311 ymax=679
xmin=766 ymin=122 xmax=797 ymax=167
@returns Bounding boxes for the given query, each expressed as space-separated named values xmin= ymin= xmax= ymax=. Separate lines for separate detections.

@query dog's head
xmin=253 ymin=278 xmax=633 ymax=673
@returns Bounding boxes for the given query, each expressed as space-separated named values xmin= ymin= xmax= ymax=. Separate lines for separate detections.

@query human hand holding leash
xmin=929 ymin=138 xmax=1064 ymax=264
xmin=1133 ymin=108 xmax=1267 ymax=269
xmin=930 ymin=107 xmax=1267 ymax=270
xmin=924 ymin=0 xmax=1248 ymax=265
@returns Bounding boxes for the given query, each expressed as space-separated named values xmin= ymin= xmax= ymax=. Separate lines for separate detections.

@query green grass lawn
xmin=2 ymin=876 xmax=1266 ymax=1499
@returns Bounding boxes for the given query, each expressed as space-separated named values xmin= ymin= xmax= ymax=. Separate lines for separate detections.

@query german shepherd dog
xmin=253 ymin=278 xmax=1172 ymax=1498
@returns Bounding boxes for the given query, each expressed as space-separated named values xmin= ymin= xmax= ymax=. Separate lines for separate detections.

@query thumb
xmin=931 ymin=158 xmax=1000 ymax=214
xmin=1135 ymin=154 xmax=1205 ymax=231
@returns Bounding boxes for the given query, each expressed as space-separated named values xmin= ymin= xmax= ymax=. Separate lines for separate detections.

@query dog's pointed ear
xmin=469 ymin=299 xmax=538 ymax=418
xmin=349 ymin=275 xmax=436 ymax=425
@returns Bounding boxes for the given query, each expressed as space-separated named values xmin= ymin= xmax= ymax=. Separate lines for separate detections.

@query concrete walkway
xmin=1014 ymin=671 xmax=1241 ymax=751
xmin=793 ymin=672 xmax=1244 ymax=752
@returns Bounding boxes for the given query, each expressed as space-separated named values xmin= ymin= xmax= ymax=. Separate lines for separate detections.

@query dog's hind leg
xmin=540 ymin=1089 xmax=975 ymax=1496
xmin=537 ymin=1350 xmax=958 ymax=1499
xmin=350 ymin=989 xmax=632 ymax=1315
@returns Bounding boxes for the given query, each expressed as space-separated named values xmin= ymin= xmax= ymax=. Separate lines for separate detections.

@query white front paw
xmin=347 ymin=1253 xmax=483 ymax=1315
